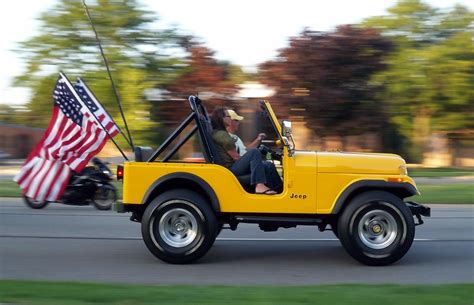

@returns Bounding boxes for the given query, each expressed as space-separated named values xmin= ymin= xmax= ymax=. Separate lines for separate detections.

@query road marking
xmin=0 ymin=235 xmax=473 ymax=242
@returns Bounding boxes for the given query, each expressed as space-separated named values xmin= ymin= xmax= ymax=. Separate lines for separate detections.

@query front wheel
xmin=92 ymin=183 xmax=116 ymax=210
xmin=23 ymin=196 xmax=49 ymax=209
xmin=141 ymin=189 xmax=218 ymax=264
xmin=338 ymin=191 xmax=415 ymax=266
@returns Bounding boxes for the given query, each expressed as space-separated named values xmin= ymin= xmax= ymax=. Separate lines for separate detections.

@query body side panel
xmin=123 ymin=154 xmax=318 ymax=214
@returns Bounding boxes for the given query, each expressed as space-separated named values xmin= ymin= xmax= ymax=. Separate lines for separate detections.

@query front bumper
xmin=406 ymin=201 xmax=431 ymax=225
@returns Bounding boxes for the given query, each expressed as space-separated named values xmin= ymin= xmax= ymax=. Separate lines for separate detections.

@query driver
xmin=211 ymin=107 xmax=282 ymax=194
xmin=226 ymin=110 xmax=265 ymax=156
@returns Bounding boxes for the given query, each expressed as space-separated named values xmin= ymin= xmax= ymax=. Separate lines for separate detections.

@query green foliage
xmin=414 ymin=184 xmax=474 ymax=204
xmin=408 ymin=167 xmax=474 ymax=177
xmin=14 ymin=0 xmax=185 ymax=147
xmin=0 ymin=180 xmax=22 ymax=197
xmin=221 ymin=62 xmax=256 ymax=85
xmin=363 ymin=0 xmax=474 ymax=160
xmin=0 ymin=105 xmax=22 ymax=125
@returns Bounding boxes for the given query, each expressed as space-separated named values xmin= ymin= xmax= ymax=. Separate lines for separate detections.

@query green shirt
xmin=212 ymin=130 xmax=236 ymax=168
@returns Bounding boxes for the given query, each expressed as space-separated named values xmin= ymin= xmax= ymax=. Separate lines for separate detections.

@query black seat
xmin=134 ymin=146 xmax=154 ymax=162
xmin=190 ymin=97 xmax=253 ymax=192
xmin=197 ymin=112 xmax=223 ymax=165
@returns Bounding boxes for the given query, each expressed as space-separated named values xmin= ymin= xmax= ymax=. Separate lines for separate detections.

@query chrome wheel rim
xmin=358 ymin=209 xmax=398 ymax=250
xmin=158 ymin=208 xmax=198 ymax=248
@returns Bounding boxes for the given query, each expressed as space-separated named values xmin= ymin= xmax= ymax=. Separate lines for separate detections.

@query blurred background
xmin=0 ymin=0 xmax=473 ymax=169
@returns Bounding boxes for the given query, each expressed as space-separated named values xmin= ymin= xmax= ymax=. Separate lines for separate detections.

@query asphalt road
xmin=1 ymin=198 xmax=473 ymax=285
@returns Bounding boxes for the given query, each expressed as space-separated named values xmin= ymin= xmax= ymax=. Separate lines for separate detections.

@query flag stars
xmin=54 ymin=78 xmax=83 ymax=125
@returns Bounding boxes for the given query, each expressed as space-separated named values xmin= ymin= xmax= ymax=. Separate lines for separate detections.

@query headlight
xmin=399 ymin=165 xmax=408 ymax=176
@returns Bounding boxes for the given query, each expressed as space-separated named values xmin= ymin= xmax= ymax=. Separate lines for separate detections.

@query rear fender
xmin=142 ymin=172 xmax=220 ymax=212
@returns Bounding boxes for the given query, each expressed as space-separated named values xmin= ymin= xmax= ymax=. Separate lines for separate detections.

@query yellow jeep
xmin=115 ymin=96 xmax=430 ymax=266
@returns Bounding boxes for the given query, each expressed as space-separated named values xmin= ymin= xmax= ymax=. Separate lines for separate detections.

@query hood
xmin=292 ymin=150 xmax=318 ymax=169
xmin=317 ymin=151 xmax=405 ymax=175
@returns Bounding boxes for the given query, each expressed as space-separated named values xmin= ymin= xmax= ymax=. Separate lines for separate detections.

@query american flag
xmin=14 ymin=73 xmax=119 ymax=202
xmin=75 ymin=78 xmax=119 ymax=138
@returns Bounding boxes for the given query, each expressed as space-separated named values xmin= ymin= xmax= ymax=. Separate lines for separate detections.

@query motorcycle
xmin=23 ymin=158 xmax=117 ymax=210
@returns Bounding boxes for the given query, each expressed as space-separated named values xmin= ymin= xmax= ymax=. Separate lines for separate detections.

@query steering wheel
xmin=261 ymin=139 xmax=281 ymax=145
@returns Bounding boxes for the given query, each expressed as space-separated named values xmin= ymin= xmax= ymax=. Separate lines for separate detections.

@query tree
xmin=259 ymin=26 xmax=392 ymax=139
xmin=0 ymin=105 xmax=21 ymax=125
xmin=363 ymin=0 xmax=474 ymax=161
xmin=14 ymin=0 xmax=184 ymax=146
xmin=155 ymin=37 xmax=242 ymax=131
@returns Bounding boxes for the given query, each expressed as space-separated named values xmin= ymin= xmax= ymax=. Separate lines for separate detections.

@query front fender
xmin=331 ymin=180 xmax=418 ymax=214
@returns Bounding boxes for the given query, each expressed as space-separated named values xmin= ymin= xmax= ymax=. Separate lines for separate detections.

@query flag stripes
xmin=14 ymin=74 xmax=119 ymax=202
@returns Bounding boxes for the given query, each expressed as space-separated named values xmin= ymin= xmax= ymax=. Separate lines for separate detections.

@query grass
xmin=413 ymin=184 xmax=473 ymax=204
xmin=408 ymin=167 xmax=473 ymax=177
xmin=0 ymin=179 xmax=122 ymax=199
xmin=0 ymin=179 xmax=22 ymax=197
xmin=0 ymin=280 xmax=473 ymax=305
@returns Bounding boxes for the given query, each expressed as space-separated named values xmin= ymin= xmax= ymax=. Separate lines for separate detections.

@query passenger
xmin=211 ymin=107 xmax=282 ymax=194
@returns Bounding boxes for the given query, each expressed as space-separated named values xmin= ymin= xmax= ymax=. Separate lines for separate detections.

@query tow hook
xmin=130 ymin=212 xmax=142 ymax=223
xmin=406 ymin=201 xmax=431 ymax=226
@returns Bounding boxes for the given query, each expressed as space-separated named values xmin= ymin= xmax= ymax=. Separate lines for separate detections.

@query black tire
xmin=141 ymin=189 xmax=218 ymax=264
xmin=337 ymin=191 xmax=415 ymax=266
xmin=23 ymin=195 xmax=49 ymax=209
xmin=92 ymin=183 xmax=116 ymax=210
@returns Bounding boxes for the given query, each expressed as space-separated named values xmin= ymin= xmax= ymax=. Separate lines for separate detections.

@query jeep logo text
xmin=290 ymin=193 xmax=307 ymax=199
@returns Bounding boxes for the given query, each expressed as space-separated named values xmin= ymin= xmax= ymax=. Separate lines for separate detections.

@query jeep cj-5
xmin=115 ymin=96 xmax=430 ymax=266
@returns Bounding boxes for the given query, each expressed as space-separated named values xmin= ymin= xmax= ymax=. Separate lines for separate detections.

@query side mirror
xmin=282 ymin=120 xmax=292 ymax=137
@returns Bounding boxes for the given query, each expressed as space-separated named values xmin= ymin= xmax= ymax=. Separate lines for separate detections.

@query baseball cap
xmin=226 ymin=109 xmax=244 ymax=121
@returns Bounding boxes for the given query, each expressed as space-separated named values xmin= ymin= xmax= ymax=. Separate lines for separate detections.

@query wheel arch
xmin=142 ymin=172 xmax=220 ymax=212
xmin=331 ymin=180 xmax=417 ymax=215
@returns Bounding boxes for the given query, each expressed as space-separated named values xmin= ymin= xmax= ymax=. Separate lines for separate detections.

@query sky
xmin=1 ymin=0 xmax=472 ymax=106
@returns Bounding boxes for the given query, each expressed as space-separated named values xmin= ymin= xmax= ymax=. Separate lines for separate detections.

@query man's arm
xmin=246 ymin=133 xmax=266 ymax=149
xmin=226 ymin=149 xmax=240 ymax=161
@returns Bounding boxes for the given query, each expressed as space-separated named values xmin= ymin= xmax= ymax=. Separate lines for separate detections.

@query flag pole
xmin=82 ymin=0 xmax=135 ymax=152
xmin=60 ymin=72 xmax=129 ymax=161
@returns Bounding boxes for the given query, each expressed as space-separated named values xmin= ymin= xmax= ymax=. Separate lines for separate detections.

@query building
xmin=0 ymin=123 xmax=44 ymax=158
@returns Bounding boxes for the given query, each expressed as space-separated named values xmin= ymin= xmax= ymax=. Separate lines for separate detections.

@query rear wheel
xmin=338 ymin=191 xmax=415 ymax=266
xmin=92 ymin=183 xmax=116 ymax=210
xmin=141 ymin=189 xmax=218 ymax=264
xmin=23 ymin=196 xmax=49 ymax=209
